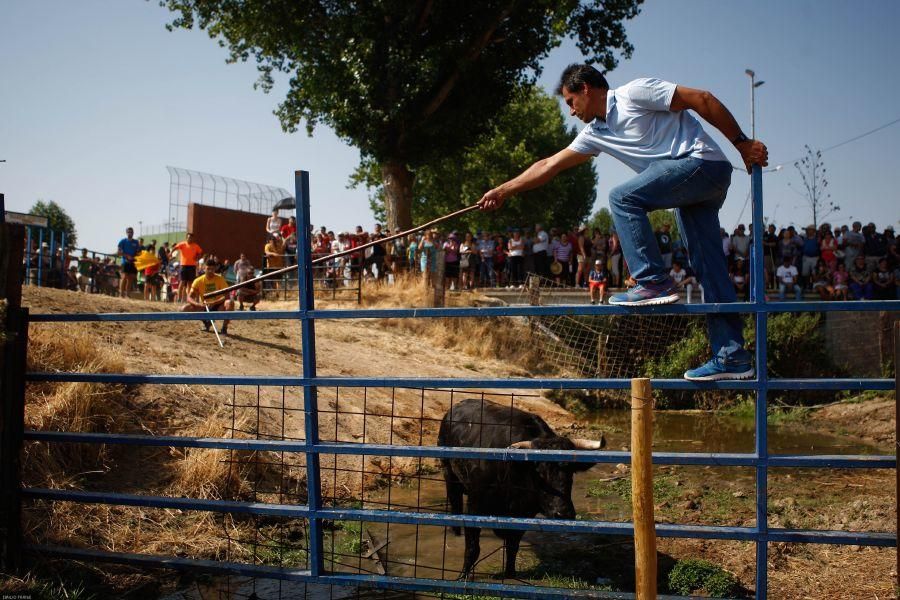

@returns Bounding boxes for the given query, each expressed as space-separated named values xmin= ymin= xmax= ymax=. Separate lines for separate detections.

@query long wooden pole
xmin=631 ymin=377 xmax=657 ymax=599
xmin=203 ymin=204 xmax=479 ymax=301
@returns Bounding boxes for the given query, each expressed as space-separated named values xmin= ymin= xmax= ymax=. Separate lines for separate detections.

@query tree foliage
xmin=589 ymin=206 xmax=680 ymax=238
xmin=29 ymin=200 xmax=77 ymax=246
xmin=351 ymin=85 xmax=597 ymax=232
xmin=791 ymin=145 xmax=838 ymax=229
xmin=160 ymin=0 xmax=642 ymax=229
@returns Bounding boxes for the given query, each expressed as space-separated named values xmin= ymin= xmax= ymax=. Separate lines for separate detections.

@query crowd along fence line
xmin=4 ymin=171 xmax=898 ymax=599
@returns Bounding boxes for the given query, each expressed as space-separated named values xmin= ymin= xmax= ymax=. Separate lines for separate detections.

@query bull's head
xmin=509 ymin=435 xmax=605 ymax=519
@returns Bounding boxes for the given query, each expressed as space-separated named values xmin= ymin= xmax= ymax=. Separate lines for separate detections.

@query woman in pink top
xmin=831 ymin=262 xmax=849 ymax=301
xmin=443 ymin=233 xmax=460 ymax=291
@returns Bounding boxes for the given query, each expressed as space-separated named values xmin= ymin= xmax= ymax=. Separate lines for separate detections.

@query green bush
xmin=644 ymin=313 xmax=842 ymax=409
xmin=668 ymin=558 xmax=739 ymax=597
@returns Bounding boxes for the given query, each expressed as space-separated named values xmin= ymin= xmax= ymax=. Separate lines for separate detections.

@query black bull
xmin=437 ymin=399 xmax=605 ymax=579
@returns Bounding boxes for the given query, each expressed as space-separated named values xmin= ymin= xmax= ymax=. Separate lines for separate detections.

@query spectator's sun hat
xmin=594 ymin=259 xmax=602 ymax=265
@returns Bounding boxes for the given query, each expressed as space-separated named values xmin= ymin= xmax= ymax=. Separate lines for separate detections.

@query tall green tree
xmin=352 ymin=85 xmax=597 ymax=232
xmin=588 ymin=206 xmax=612 ymax=234
xmin=29 ymin=200 xmax=77 ymax=246
xmin=161 ymin=0 xmax=642 ymax=230
xmin=588 ymin=206 xmax=679 ymax=238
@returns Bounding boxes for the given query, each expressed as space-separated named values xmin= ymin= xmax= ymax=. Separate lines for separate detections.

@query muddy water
xmin=354 ymin=411 xmax=885 ymax=579
xmin=170 ymin=411 xmax=886 ymax=598
xmin=584 ymin=408 xmax=884 ymax=455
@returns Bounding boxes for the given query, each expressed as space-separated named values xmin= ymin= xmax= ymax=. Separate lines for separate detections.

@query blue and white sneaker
xmin=608 ymin=280 xmax=680 ymax=307
xmin=684 ymin=357 xmax=755 ymax=381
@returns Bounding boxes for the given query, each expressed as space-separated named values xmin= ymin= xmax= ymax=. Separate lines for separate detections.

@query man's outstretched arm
xmin=478 ymin=148 xmax=592 ymax=211
xmin=670 ymin=86 xmax=768 ymax=173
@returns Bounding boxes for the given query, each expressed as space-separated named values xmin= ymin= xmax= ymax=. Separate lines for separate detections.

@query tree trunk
xmin=381 ymin=161 xmax=414 ymax=232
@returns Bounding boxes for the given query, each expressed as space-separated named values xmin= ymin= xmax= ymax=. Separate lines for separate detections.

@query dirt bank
xmin=808 ymin=397 xmax=895 ymax=449
xmin=23 ymin=286 xmax=573 ymax=496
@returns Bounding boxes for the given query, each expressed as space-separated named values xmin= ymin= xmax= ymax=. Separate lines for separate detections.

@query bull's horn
xmin=509 ymin=440 xmax=534 ymax=449
xmin=571 ymin=436 xmax=606 ymax=450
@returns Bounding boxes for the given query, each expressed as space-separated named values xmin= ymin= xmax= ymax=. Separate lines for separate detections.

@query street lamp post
xmin=745 ymin=69 xmax=765 ymax=138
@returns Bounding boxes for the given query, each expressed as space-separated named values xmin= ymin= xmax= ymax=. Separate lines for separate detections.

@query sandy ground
xmin=23 ymin=287 xmax=574 ymax=498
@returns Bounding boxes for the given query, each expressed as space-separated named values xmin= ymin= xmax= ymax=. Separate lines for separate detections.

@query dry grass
xmin=23 ymin=322 xmax=303 ymax=584
xmin=361 ymin=275 xmax=552 ymax=373
xmin=361 ymin=271 xmax=435 ymax=308
xmin=25 ymin=324 xmax=130 ymax=488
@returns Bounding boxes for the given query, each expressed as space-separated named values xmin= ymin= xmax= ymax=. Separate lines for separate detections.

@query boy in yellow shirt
xmin=181 ymin=259 xmax=235 ymax=334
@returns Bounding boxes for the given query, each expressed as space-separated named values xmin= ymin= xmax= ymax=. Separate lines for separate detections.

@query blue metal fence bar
xmin=296 ymin=170 xmax=325 ymax=577
xmin=36 ymin=227 xmax=43 ymax=286
xmin=20 ymin=431 xmax=897 ymax=468
xmin=24 ymin=488 xmax=312 ymax=518
xmin=23 ymin=372 xmax=896 ymax=391
xmin=19 ymin=166 xmax=898 ymax=598
xmin=26 ymin=545 xmax=674 ymax=600
xmin=21 ymin=489 xmax=895 ymax=548
xmin=750 ymin=165 xmax=769 ymax=597
xmin=25 ymin=225 xmax=32 ymax=285
xmin=27 ymin=299 xmax=900 ymax=322
xmin=49 ymin=230 xmax=55 ymax=288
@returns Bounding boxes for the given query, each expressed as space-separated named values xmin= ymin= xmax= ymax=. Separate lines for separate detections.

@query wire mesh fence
xmin=13 ymin=169 xmax=898 ymax=600
xmin=167 ymin=166 xmax=293 ymax=234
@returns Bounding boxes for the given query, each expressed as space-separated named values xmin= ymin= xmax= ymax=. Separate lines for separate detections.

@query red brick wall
xmin=186 ymin=203 xmax=269 ymax=266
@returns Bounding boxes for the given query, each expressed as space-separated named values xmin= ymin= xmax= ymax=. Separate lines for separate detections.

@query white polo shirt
xmin=568 ymin=78 xmax=728 ymax=173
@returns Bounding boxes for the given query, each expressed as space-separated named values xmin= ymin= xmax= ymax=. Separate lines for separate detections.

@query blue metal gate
xmin=21 ymin=169 xmax=897 ymax=598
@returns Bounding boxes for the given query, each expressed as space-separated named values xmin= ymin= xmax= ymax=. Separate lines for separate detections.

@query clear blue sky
xmin=2 ymin=0 xmax=898 ymax=253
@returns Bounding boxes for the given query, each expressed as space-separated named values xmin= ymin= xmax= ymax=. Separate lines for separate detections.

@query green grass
xmin=587 ymin=470 xmax=754 ymax=525
xmin=334 ymin=520 xmax=364 ymax=555
xmin=0 ymin=574 xmax=101 ymax=600
xmin=839 ymin=389 xmax=894 ymax=403
xmin=720 ymin=398 xmax=812 ymax=425
xmin=255 ymin=540 xmax=309 ymax=567
xmin=667 ymin=558 xmax=739 ymax=597
xmin=587 ymin=473 xmax=682 ymax=505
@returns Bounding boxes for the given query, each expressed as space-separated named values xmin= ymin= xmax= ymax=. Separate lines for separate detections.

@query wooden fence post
xmin=631 ymin=377 xmax=657 ymax=599
xmin=0 ymin=215 xmax=27 ymax=572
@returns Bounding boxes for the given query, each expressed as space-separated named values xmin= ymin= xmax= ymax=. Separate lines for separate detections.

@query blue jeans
xmin=779 ymin=283 xmax=802 ymax=300
xmin=609 ymin=158 xmax=749 ymax=364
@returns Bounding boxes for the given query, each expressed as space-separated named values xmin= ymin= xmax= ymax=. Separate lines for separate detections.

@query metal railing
xmin=17 ymin=169 xmax=899 ymax=599
xmin=258 ymin=253 xmax=365 ymax=303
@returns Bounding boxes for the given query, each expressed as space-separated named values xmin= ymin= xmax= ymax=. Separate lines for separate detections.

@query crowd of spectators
xmin=23 ymin=217 xmax=900 ymax=305
xmin=754 ymin=221 xmax=898 ymax=301
xmin=300 ymin=218 xmax=900 ymax=303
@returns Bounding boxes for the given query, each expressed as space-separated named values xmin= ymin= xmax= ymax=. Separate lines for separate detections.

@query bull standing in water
xmin=437 ymin=399 xmax=605 ymax=579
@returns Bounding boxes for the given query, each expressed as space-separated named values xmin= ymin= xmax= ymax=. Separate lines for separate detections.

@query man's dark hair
xmin=556 ymin=63 xmax=609 ymax=95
